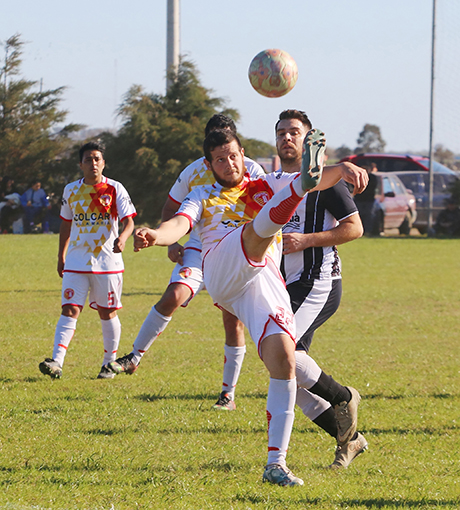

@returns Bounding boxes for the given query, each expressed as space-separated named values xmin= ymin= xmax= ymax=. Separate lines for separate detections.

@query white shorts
xmin=61 ymin=272 xmax=123 ymax=310
xmin=203 ymin=225 xmax=296 ymax=357
xmin=169 ymin=246 xmax=205 ymax=307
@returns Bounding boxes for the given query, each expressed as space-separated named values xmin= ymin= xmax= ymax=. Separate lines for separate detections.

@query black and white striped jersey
xmin=281 ymin=178 xmax=358 ymax=285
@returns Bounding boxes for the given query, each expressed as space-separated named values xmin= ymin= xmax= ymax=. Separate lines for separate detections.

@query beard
xmin=278 ymin=147 xmax=302 ymax=165
xmin=211 ymin=167 xmax=245 ymax=188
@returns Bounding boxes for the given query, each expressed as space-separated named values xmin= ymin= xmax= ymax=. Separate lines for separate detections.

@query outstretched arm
xmin=133 ymin=215 xmax=190 ymax=252
xmin=314 ymin=162 xmax=369 ymax=194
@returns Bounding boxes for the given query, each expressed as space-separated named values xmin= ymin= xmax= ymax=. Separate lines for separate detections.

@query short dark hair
xmin=203 ymin=129 xmax=242 ymax=162
xmin=79 ymin=141 xmax=105 ymax=162
xmin=205 ymin=114 xmax=237 ymax=136
xmin=275 ymin=109 xmax=312 ymax=133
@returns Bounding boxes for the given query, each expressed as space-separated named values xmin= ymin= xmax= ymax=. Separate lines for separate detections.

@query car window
xmin=355 ymin=157 xmax=422 ymax=172
xmin=417 ymin=160 xmax=456 ymax=174
xmin=433 ymin=174 xmax=452 ymax=193
xmin=392 ymin=178 xmax=407 ymax=196
xmin=420 ymin=174 xmax=455 ymax=193
xmin=397 ymin=174 xmax=421 ymax=193
xmin=382 ymin=176 xmax=394 ymax=195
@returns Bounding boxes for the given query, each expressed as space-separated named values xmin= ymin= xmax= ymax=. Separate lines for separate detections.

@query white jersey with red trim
xmin=60 ymin=177 xmax=137 ymax=274
xmin=169 ymin=157 xmax=265 ymax=251
xmin=177 ymin=172 xmax=298 ymax=262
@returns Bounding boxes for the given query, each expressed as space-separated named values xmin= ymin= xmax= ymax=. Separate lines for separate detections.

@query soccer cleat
xmin=39 ymin=358 xmax=62 ymax=379
xmin=97 ymin=365 xmax=116 ymax=379
xmin=301 ymin=128 xmax=326 ymax=192
xmin=262 ymin=464 xmax=304 ymax=487
xmin=212 ymin=391 xmax=236 ymax=411
xmin=108 ymin=353 xmax=138 ymax=375
xmin=329 ymin=432 xmax=368 ymax=469
xmin=335 ymin=386 xmax=361 ymax=446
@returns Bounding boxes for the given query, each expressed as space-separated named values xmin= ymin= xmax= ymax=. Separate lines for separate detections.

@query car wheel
xmin=417 ymin=226 xmax=427 ymax=235
xmin=399 ymin=211 xmax=412 ymax=235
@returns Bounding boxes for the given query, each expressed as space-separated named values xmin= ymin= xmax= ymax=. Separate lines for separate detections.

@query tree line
xmin=1 ymin=34 xmax=458 ymax=225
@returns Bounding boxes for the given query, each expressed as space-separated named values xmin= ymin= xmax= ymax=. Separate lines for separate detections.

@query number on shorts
xmin=108 ymin=291 xmax=115 ymax=307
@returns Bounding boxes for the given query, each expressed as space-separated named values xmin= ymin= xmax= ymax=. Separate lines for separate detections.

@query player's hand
xmin=168 ymin=242 xmax=184 ymax=264
xmin=113 ymin=237 xmax=125 ymax=253
xmin=282 ymin=233 xmax=311 ymax=254
xmin=57 ymin=260 xmax=65 ymax=278
xmin=340 ymin=162 xmax=369 ymax=194
xmin=133 ymin=228 xmax=157 ymax=252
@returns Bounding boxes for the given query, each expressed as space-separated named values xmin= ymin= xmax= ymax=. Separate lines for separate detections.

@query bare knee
xmin=62 ymin=305 xmax=81 ymax=319
xmin=155 ymin=283 xmax=192 ymax=316
xmin=98 ymin=307 xmax=118 ymax=320
xmin=222 ymin=310 xmax=245 ymax=347
xmin=260 ymin=334 xmax=296 ymax=380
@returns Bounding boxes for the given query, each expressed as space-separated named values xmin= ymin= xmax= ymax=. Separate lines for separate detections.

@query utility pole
xmin=166 ymin=0 xmax=180 ymax=92
xmin=428 ymin=0 xmax=437 ymax=232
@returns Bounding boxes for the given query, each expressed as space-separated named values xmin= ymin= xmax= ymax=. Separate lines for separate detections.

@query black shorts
xmin=287 ymin=278 xmax=342 ymax=352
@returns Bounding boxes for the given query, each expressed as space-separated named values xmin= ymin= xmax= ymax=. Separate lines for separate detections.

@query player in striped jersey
xmin=278 ymin=110 xmax=367 ymax=468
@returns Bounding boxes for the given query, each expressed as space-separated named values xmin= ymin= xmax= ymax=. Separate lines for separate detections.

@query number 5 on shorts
xmin=108 ymin=291 xmax=115 ymax=307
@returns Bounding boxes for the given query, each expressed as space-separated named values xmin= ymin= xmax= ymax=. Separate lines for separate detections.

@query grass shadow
xmin=341 ymin=498 xmax=459 ymax=508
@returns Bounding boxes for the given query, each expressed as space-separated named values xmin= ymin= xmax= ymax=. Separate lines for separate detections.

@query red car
xmin=340 ymin=153 xmax=454 ymax=174
xmin=341 ymin=153 xmax=458 ymax=234
xmin=373 ymin=172 xmax=417 ymax=235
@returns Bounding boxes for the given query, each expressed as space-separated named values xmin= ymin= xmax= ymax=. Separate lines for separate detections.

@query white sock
xmin=131 ymin=306 xmax=171 ymax=365
xmin=266 ymin=378 xmax=297 ymax=467
xmin=295 ymin=350 xmax=322 ymax=389
xmin=101 ymin=316 xmax=121 ymax=365
xmin=52 ymin=315 xmax=77 ymax=367
xmin=253 ymin=177 xmax=305 ymax=239
xmin=296 ymin=387 xmax=330 ymax=421
xmin=221 ymin=345 xmax=246 ymax=400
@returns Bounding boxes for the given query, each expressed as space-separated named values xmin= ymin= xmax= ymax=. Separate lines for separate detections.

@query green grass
xmin=1 ymin=234 xmax=459 ymax=509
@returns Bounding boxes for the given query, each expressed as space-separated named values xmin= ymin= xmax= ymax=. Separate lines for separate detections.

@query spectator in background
xmin=1 ymin=176 xmax=19 ymax=200
xmin=20 ymin=180 xmax=51 ymax=233
xmin=0 ymin=176 xmax=22 ymax=234
xmin=433 ymin=197 xmax=460 ymax=237
xmin=353 ymin=163 xmax=378 ymax=235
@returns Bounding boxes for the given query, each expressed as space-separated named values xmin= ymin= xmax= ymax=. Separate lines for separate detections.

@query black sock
xmin=312 ymin=406 xmax=338 ymax=438
xmin=309 ymin=371 xmax=351 ymax=407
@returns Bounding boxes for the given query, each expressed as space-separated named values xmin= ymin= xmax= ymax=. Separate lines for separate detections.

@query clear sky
xmin=1 ymin=0 xmax=459 ymax=153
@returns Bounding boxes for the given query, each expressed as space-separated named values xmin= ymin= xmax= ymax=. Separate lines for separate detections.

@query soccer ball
xmin=248 ymin=49 xmax=298 ymax=98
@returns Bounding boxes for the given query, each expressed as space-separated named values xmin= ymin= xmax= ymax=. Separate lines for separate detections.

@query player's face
xmin=205 ymin=141 xmax=246 ymax=188
xmin=80 ymin=150 xmax=105 ymax=185
xmin=276 ymin=118 xmax=308 ymax=164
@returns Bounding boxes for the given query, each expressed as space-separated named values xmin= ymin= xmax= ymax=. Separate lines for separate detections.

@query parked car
xmin=371 ymin=172 xmax=417 ymax=235
xmin=340 ymin=153 xmax=456 ymax=174
xmin=392 ymin=171 xmax=458 ymax=234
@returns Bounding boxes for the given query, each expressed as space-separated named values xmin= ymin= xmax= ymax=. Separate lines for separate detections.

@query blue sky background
xmin=1 ymin=0 xmax=459 ymax=153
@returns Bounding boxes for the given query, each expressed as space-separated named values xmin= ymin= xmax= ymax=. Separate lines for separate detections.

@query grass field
xmin=1 ymin=234 xmax=459 ymax=510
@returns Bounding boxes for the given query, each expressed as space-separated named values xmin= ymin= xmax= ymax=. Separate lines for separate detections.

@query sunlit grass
xmin=1 ymin=234 xmax=459 ymax=509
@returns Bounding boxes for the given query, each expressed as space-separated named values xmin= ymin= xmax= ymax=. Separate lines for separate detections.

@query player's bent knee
xmin=260 ymin=334 xmax=296 ymax=380
xmin=156 ymin=283 xmax=192 ymax=315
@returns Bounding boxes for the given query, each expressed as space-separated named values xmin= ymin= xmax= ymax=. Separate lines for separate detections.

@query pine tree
xmin=0 ymin=34 xmax=81 ymax=189
xmin=103 ymin=59 xmax=237 ymax=224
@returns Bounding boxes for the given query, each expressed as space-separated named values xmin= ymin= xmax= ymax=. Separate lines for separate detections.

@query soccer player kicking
xmin=38 ymin=142 xmax=136 ymax=380
xmin=132 ymin=129 xmax=368 ymax=486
